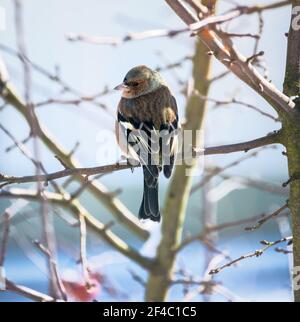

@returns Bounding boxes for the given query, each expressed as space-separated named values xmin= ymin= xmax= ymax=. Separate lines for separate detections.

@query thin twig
xmin=0 ymin=123 xmax=62 ymax=193
xmin=220 ymin=31 xmax=260 ymax=39
xmin=155 ymin=55 xmax=192 ymax=72
xmin=191 ymin=147 xmax=274 ymax=194
xmin=176 ymin=212 xmax=267 ymax=252
xmin=245 ymin=203 xmax=289 ymax=231
xmin=189 ymin=1 xmax=294 ymax=33
xmin=215 ymin=172 xmax=288 ymax=196
xmin=165 ymin=0 xmax=294 ymax=116
xmin=5 ymin=132 xmax=32 ymax=153
xmin=209 ymin=236 xmax=293 ymax=275
xmin=275 ymin=247 xmax=292 ymax=254
xmin=14 ymin=0 xmax=62 ymax=299
xmin=66 ymin=28 xmax=189 ymax=46
xmin=78 ymin=214 xmax=91 ymax=287
xmin=196 ymin=91 xmax=278 ymax=122
xmin=33 ymin=240 xmax=67 ymax=301
xmin=34 ymin=98 xmax=107 ymax=109
xmin=65 ymin=1 xmax=293 ymax=46
xmin=208 ymin=70 xmax=231 ymax=83
xmin=0 ymin=44 xmax=112 ymax=100
xmin=5 ymin=279 xmax=55 ymax=302
xmin=246 ymin=51 xmax=265 ymax=64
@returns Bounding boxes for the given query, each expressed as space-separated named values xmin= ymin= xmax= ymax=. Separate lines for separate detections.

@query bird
xmin=114 ymin=65 xmax=179 ymax=222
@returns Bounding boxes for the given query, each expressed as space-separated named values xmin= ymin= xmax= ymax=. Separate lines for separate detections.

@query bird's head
xmin=114 ymin=65 xmax=165 ymax=98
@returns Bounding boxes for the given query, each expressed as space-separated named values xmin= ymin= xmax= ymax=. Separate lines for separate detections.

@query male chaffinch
xmin=114 ymin=65 xmax=179 ymax=222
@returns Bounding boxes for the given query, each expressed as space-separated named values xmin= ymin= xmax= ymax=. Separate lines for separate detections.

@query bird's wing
xmin=116 ymin=86 xmax=179 ymax=178
xmin=116 ymin=112 xmax=160 ymax=179
xmin=160 ymin=95 xmax=180 ymax=178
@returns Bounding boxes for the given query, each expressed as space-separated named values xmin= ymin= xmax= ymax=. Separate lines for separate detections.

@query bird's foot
xmin=119 ymin=155 xmax=139 ymax=172
xmin=282 ymin=172 xmax=300 ymax=187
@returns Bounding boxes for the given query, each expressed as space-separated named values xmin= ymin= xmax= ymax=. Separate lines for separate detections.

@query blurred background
xmin=0 ymin=0 xmax=292 ymax=301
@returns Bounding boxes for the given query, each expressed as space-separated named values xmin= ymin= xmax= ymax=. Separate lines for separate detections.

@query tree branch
xmin=282 ymin=0 xmax=300 ymax=303
xmin=164 ymin=0 xmax=295 ymax=117
xmin=189 ymin=1 xmax=294 ymax=33
xmin=202 ymin=131 xmax=281 ymax=155
xmin=0 ymin=132 xmax=281 ymax=186
xmin=145 ymin=6 xmax=216 ymax=300
xmin=32 ymin=240 xmax=67 ymax=301
xmin=244 ymin=203 xmax=289 ymax=231
xmin=209 ymin=236 xmax=293 ymax=275
xmin=5 ymin=279 xmax=55 ymax=302
xmin=0 ymin=73 xmax=148 ymax=240
xmin=191 ymin=147 xmax=275 ymax=194
xmin=176 ymin=212 xmax=270 ymax=253
xmin=215 ymin=172 xmax=288 ymax=196
xmin=0 ymin=188 xmax=154 ymax=270
xmin=64 ymin=1 xmax=293 ymax=47
xmin=78 ymin=213 xmax=91 ymax=287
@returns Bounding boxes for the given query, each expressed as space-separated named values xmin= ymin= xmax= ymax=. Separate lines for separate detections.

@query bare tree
xmin=0 ymin=0 xmax=299 ymax=302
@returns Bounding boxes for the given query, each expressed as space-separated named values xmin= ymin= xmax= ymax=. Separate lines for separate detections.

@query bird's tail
xmin=138 ymin=166 xmax=160 ymax=222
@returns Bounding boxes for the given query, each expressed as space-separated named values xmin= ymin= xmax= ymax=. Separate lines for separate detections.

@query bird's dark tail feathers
xmin=163 ymin=154 xmax=175 ymax=179
xmin=138 ymin=166 xmax=160 ymax=222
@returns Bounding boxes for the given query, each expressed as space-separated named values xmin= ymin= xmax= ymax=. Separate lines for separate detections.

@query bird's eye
xmin=125 ymin=81 xmax=139 ymax=87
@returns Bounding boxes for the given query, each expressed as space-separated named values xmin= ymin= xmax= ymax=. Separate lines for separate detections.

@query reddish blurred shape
xmin=62 ymin=271 xmax=103 ymax=302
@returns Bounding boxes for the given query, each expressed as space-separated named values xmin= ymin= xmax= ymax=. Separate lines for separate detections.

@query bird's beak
xmin=114 ymin=83 xmax=127 ymax=91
